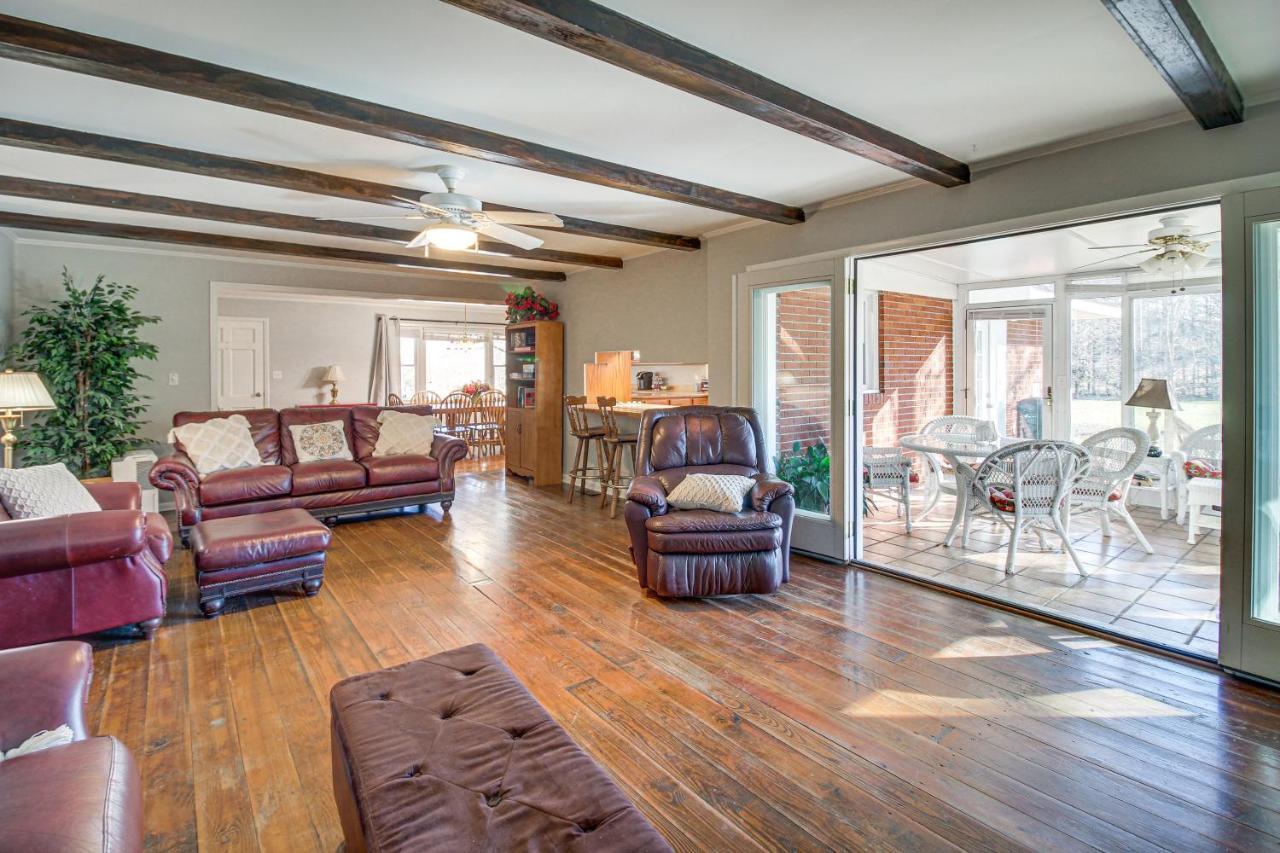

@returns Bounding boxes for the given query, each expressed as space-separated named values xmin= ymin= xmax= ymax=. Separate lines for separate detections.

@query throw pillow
xmin=0 ymin=463 xmax=100 ymax=519
xmin=373 ymin=409 xmax=440 ymax=457
xmin=289 ymin=420 xmax=352 ymax=463
xmin=0 ymin=725 xmax=74 ymax=763
xmin=169 ymin=414 xmax=264 ymax=476
xmin=1184 ymin=459 xmax=1223 ymax=480
xmin=667 ymin=473 xmax=755 ymax=513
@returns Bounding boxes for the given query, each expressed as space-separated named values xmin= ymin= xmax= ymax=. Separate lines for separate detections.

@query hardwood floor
xmin=88 ymin=469 xmax=1280 ymax=851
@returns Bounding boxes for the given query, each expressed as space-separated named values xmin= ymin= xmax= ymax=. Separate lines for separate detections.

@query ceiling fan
xmin=319 ymin=165 xmax=562 ymax=255
xmin=1074 ymin=214 xmax=1219 ymax=275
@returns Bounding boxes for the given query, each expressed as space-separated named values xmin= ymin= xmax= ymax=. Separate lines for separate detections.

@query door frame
xmin=1221 ymin=186 xmax=1280 ymax=680
xmin=213 ymin=316 xmax=271 ymax=410
xmin=734 ymin=257 xmax=854 ymax=561
xmin=964 ymin=304 xmax=1055 ymax=437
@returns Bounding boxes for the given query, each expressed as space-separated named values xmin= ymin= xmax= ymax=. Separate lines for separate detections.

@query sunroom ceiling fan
xmin=318 ymin=165 xmax=562 ymax=255
xmin=1072 ymin=214 xmax=1219 ymax=275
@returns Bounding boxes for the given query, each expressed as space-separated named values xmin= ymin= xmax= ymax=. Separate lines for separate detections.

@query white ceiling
xmin=0 ymin=0 xmax=1274 ymax=274
xmin=863 ymin=203 xmax=1221 ymax=285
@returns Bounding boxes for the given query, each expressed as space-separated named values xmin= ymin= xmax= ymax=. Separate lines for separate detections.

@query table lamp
xmin=0 ymin=369 xmax=56 ymax=468
xmin=1124 ymin=377 xmax=1176 ymax=454
xmin=323 ymin=364 xmax=347 ymax=404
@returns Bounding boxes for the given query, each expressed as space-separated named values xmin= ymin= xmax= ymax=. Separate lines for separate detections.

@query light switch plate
xmin=168 ymin=372 xmax=179 ymax=386
xmin=271 ymin=370 xmax=283 ymax=380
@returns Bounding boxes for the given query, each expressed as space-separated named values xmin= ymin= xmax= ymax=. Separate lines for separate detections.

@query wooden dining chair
xmin=470 ymin=390 xmax=506 ymax=457
xmin=596 ymin=397 xmax=639 ymax=518
xmin=387 ymin=393 xmax=405 ymax=406
xmin=409 ymin=390 xmax=442 ymax=406
xmin=437 ymin=391 xmax=472 ymax=438
xmin=564 ymin=396 xmax=607 ymax=504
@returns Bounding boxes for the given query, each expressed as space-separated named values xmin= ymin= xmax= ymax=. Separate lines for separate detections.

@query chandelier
xmin=448 ymin=305 xmax=483 ymax=349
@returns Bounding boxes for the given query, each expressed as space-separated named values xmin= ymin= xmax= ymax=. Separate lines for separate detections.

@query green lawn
xmin=1069 ymin=398 xmax=1220 ymax=443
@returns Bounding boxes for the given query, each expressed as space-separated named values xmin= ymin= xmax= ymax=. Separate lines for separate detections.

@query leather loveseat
xmin=151 ymin=405 xmax=467 ymax=542
xmin=0 ymin=641 xmax=144 ymax=851
xmin=624 ymin=406 xmax=795 ymax=597
xmin=0 ymin=481 xmax=170 ymax=650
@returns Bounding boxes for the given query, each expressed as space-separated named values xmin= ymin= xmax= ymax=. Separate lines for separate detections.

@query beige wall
xmin=217 ymin=294 xmax=504 ymax=409
xmin=12 ymin=240 xmax=512 ymax=447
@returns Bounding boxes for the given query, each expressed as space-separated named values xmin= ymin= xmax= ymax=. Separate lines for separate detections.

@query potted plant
xmin=12 ymin=269 xmax=159 ymax=478
xmin=773 ymin=440 xmax=831 ymax=514
xmin=504 ymin=286 xmax=559 ymax=323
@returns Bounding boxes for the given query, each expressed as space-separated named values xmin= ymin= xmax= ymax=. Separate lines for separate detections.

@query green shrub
xmin=773 ymin=440 xmax=830 ymax=513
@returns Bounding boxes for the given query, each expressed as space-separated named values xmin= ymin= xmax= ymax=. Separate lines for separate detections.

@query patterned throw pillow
xmin=289 ymin=420 xmax=352 ymax=463
xmin=373 ymin=410 xmax=440 ymax=457
xmin=667 ymin=473 xmax=755 ymax=513
xmin=169 ymin=414 xmax=264 ymax=476
xmin=1184 ymin=459 xmax=1223 ymax=480
xmin=0 ymin=463 xmax=101 ymax=519
xmin=987 ymin=486 xmax=1017 ymax=513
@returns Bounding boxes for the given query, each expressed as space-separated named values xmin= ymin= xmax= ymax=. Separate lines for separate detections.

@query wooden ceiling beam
xmin=1101 ymin=0 xmax=1243 ymax=129
xmin=0 ymin=175 xmax=623 ymax=269
xmin=441 ymin=0 xmax=970 ymax=188
xmin=0 ymin=13 xmax=804 ymax=224
xmin=0 ymin=118 xmax=698 ymax=251
xmin=0 ymin=210 xmax=566 ymax=281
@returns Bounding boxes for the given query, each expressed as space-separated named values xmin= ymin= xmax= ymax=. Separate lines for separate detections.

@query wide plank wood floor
xmin=87 ymin=468 xmax=1280 ymax=851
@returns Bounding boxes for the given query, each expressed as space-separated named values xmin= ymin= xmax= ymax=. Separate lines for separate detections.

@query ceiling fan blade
xmin=482 ymin=211 xmax=564 ymax=228
xmin=1069 ymin=249 xmax=1155 ymax=272
xmin=475 ymin=221 xmax=544 ymax=250
xmin=1087 ymin=244 xmax=1150 ymax=250
xmin=1192 ymin=230 xmax=1220 ymax=238
xmin=405 ymin=226 xmax=434 ymax=249
xmin=316 ymin=214 xmax=427 ymax=221
xmin=389 ymin=194 xmax=454 ymax=218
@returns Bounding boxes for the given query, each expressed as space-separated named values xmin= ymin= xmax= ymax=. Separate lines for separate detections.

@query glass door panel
xmin=1069 ymin=296 xmax=1123 ymax=440
xmin=968 ymin=307 xmax=1053 ymax=438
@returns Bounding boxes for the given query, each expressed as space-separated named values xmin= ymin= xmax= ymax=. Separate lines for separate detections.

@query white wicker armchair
xmin=864 ymin=447 xmax=913 ymax=531
xmin=917 ymin=416 xmax=999 ymax=515
xmin=966 ymin=440 xmax=1093 ymax=574
xmin=1070 ymin=428 xmax=1153 ymax=554
xmin=1170 ymin=424 xmax=1222 ymax=524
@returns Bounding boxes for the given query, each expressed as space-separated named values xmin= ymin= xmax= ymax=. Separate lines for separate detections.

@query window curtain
xmin=368 ymin=314 xmax=402 ymax=404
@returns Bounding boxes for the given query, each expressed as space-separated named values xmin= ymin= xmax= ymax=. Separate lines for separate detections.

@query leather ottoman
xmin=330 ymin=643 xmax=673 ymax=853
xmin=191 ymin=508 xmax=332 ymax=617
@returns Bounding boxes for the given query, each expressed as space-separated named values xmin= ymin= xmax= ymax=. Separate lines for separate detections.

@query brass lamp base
xmin=328 ymin=383 xmax=340 ymax=404
xmin=1 ymin=411 xmax=20 ymax=469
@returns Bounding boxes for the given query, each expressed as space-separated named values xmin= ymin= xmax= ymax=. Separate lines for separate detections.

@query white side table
xmin=1129 ymin=456 xmax=1177 ymax=519
xmin=1186 ymin=477 xmax=1222 ymax=543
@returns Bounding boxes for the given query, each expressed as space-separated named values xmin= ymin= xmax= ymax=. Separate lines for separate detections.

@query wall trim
xmin=212 ymin=280 xmax=505 ymax=311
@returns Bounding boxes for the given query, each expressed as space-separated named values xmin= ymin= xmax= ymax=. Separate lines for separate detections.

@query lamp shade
xmin=0 ymin=370 xmax=56 ymax=411
xmin=322 ymin=364 xmax=347 ymax=383
xmin=1124 ymin=377 xmax=1177 ymax=410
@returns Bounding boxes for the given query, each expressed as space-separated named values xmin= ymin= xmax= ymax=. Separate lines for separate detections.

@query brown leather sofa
xmin=0 ymin=641 xmax=144 ymax=852
xmin=624 ymin=406 xmax=795 ymax=597
xmin=0 ymin=481 xmax=170 ymax=650
xmin=151 ymin=405 xmax=468 ymax=542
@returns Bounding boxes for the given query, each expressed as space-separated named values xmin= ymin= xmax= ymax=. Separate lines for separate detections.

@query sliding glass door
xmin=1222 ymin=187 xmax=1280 ymax=681
xmin=967 ymin=306 xmax=1053 ymax=438
xmin=736 ymin=258 xmax=854 ymax=561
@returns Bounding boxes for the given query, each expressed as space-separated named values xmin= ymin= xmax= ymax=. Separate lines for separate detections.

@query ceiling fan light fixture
xmin=1185 ymin=251 xmax=1211 ymax=272
xmin=425 ymin=224 xmax=478 ymax=251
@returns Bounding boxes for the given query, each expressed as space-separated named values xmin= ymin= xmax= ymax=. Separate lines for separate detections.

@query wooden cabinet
xmin=631 ymin=393 xmax=709 ymax=407
xmin=505 ymin=321 xmax=563 ymax=486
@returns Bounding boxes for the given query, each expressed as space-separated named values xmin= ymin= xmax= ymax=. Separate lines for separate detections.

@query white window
xmin=399 ymin=324 xmax=506 ymax=395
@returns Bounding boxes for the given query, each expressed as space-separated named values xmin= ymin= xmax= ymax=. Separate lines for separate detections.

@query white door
xmin=1221 ymin=186 xmax=1280 ymax=679
xmin=966 ymin=306 xmax=1054 ymax=438
xmin=216 ymin=317 xmax=268 ymax=410
xmin=736 ymin=258 xmax=853 ymax=561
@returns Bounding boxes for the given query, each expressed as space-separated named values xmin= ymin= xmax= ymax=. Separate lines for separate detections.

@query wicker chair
xmin=967 ymin=440 xmax=1092 ymax=574
xmin=917 ymin=415 xmax=999 ymax=516
xmin=863 ymin=447 xmax=913 ymax=531
xmin=1070 ymin=427 xmax=1153 ymax=554
xmin=1171 ymin=424 xmax=1223 ymax=524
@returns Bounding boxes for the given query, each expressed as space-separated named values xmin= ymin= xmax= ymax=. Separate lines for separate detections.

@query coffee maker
xmin=636 ymin=371 xmax=654 ymax=391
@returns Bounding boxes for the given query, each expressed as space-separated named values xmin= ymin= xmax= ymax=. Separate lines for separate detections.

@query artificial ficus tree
xmin=13 ymin=268 xmax=159 ymax=477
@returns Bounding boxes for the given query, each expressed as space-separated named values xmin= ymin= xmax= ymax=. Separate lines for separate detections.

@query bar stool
xmin=564 ymin=395 xmax=608 ymax=504
xmin=596 ymin=397 xmax=639 ymax=518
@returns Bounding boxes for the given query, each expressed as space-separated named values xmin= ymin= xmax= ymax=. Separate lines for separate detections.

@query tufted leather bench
xmin=330 ymin=643 xmax=672 ymax=852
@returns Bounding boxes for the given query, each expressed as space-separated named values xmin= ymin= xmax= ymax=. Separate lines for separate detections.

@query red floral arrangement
xmin=504 ymin=286 xmax=559 ymax=323
xmin=460 ymin=380 xmax=490 ymax=397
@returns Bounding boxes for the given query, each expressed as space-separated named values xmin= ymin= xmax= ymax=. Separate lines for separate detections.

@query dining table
xmin=898 ymin=433 xmax=1020 ymax=546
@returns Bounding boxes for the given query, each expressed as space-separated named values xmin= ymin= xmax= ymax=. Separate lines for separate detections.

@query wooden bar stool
xmin=564 ymin=395 xmax=608 ymax=504
xmin=596 ymin=397 xmax=639 ymax=518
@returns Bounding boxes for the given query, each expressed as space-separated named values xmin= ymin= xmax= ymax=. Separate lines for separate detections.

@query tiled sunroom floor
xmin=861 ymin=493 xmax=1220 ymax=657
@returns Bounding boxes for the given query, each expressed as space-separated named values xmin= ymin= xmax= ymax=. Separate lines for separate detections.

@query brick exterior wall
xmin=774 ymin=288 xmax=831 ymax=456
xmin=863 ymin=293 xmax=955 ymax=448
xmin=1004 ymin=318 xmax=1044 ymax=437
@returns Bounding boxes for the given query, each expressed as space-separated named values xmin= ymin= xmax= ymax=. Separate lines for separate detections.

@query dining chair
xmin=1070 ymin=427 xmax=1153 ymax=554
xmin=387 ymin=393 xmax=405 ymax=406
xmin=409 ymin=390 xmax=442 ymax=407
xmin=917 ymin=415 xmax=999 ymax=517
xmin=596 ymin=396 xmax=639 ymax=518
xmin=469 ymin=390 xmax=506 ymax=457
xmin=966 ymin=440 xmax=1092 ymax=574
xmin=437 ymin=391 xmax=472 ymax=438
xmin=863 ymin=447 xmax=913 ymax=532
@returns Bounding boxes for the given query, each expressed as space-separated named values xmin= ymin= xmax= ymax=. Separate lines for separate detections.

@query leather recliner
xmin=624 ymin=406 xmax=795 ymax=597
xmin=151 ymin=404 xmax=468 ymax=543
xmin=0 ymin=481 xmax=170 ymax=650
xmin=0 ymin=641 xmax=144 ymax=851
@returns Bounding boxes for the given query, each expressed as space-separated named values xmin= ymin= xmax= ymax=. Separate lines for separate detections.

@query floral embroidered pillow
xmin=1183 ymin=459 xmax=1222 ymax=480
xmin=289 ymin=420 xmax=353 ymax=463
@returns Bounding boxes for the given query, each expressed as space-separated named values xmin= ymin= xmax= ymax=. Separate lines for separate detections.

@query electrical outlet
xmin=168 ymin=372 xmax=179 ymax=386
xmin=271 ymin=370 xmax=283 ymax=380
